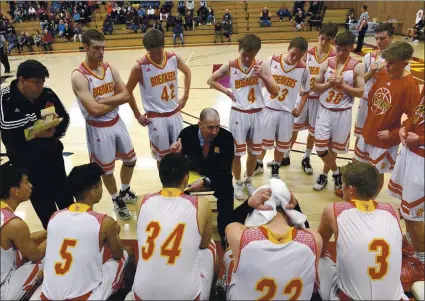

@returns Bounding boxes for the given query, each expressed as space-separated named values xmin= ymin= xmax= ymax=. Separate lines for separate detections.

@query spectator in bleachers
xmin=173 ymin=21 xmax=184 ymax=46
xmin=103 ymin=15 xmax=113 ymax=35
xmin=354 ymin=4 xmax=369 ymax=52
xmin=18 ymin=31 xmax=31 ymax=52
xmin=186 ymin=0 xmax=195 ymax=16
xmin=14 ymin=8 xmax=23 ymax=23
xmin=294 ymin=10 xmax=306 ymax=31
xmin=138 ymin=6 xmax=146 ymax=18
xmin=34 ymin=30 xmax=43 ymax=50
xmin=309 ymin=13 xmax=322 ymax=31
xmin=63 ymin=22 xmax=73 ymax=42
xmin=166 ymin=12 xmax=176 ymax=31
xmin=29 ymin=5 xmax=37 ymax=21
xmin=147 ymin=5 xmax=155 ymax=20
xmin=6 ymin=32 xmax=19 ymax=54
xmin=223 ymin=8 xmax=232 ymax=22
xmin=306 ymin=1 xmax=320 ymax=17
xmin=214 ymin=19 xmax=224 ymax=43
xmin=73 ymin=9 xmax=81 ymax=23
xmin=277 ymin=4 xmax=292 ymax=22
xmin=200 ymin=0 xmax=207 ymax=8
xmin=160 ymin=1 xmax=172 ymax=21
xmin=405 ymin=14 xmax=425 ymax=43
xmin=178 ymin=1 xmax=186 ymax=17
xmin=260 ymin=7 xmax=271 ymax=27
xmin=207 ymin=6 xmax=214 ymax=25
xmin=197 ymin=3 xmax=209 ymax=25
xmin=223 ymin=19 xmax=232 ymax=42
xmin=26 ymin=32 xmax=35 ymax=52
xmin=416 ymin=7 xmax=423 ymax=24
xmin=184 ymin=11 xmax=193 ymax=30
xmin=292 ymin=1 xmax=305 ymax=17
xmin=153 ymin=19 xmax=164 ymax=34
xmin=73 ymin=23 xmax=83 ymax=42
xmin=57 ymin=19 xmax=65 ymax=36
xmin=42 ymin=28 xmax=53 ymax=51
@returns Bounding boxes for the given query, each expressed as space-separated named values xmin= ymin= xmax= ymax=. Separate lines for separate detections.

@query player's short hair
xmin=374 ymin=23 xmax=394 ymax=37
xmin=0 ymin=163 xmax=27 ymax=199
xmin=158 ymin=153 xmax=190 ymax=188
xmin=82 ymin=29 xmax=105 ymax=46
xmin=143 ymin=29 xmax=165 ymax=50
xmin=341 ymin=162 xmax=379 ymax=200
xmin=381 ymin=41 xmax=414 ymax=61
xmin=239 ymin=34 xmax=262 ymax=53
xmin=319 ymin=23 xmax=338 ymax=39
xmin=362 ymin=5 xmax=368 ymax=10
xmin=67 ymin=163 xmax=104 ymax=200
xmin=289 ymin=36 xmax=308 ymax=52
xmin=17 ymin=59 xmax=49 ymax=80
xmin=335 ymin=31 xmax=356 ymax=47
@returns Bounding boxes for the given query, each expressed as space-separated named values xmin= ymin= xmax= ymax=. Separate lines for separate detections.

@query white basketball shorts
xmin=262 ymin=108 xmax=294 ymax=157
xmin=354 ymin=97 xmax=368 ymax=138
xmin=294 ymin=96 xmax=320 ymax=136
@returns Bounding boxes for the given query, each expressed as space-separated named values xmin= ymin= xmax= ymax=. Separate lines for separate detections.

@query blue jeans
xmin=207 ymin=15 xmax=214 ymax=23
xmin=260 ymin=20 xmax=271 ymax=27
xmin=278 ymin=10 xmax=291 ymax=21
xmin=173 ymin=33 xmax=184 ymax=45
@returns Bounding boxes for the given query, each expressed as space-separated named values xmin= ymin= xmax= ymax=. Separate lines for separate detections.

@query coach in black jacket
xmin=171 ymin=108 xmax=234 ymax=245
xmin=0 ymin=60 xmax=73 ymax=229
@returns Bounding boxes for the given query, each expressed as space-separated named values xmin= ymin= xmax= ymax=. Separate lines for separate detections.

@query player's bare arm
xmin=312 ymin=61 xmax=332 ymax=93
xmin=127 ymin=63 xmax=151 ymax=126
xmin=294 ymin=71 xmax=311 ymax=117
xmin=317 ymin=203 xmax=336 ymax=257
xmin=177 ymin=55 xmax=191 ymax=109
xmin=337 ymin=63 xmax=365 ymax=98
xmin=71 ymin=71 xmax=116 ymax=117
xmin=3 ymin=218 xmax=46 ymax=261
xmin=198 ymin=198 xmax=213 ymax=249
xmin=95 ymin=65 xmax=131 ymax=106
xmin=30 ymin=230 xmax=47 ymax=243
xmin=257 ymin=62 xmax=279 ymax=96
xmin=225 ymin=222 xmax=246 ymax=268
xmin=102 ymin=216 xmax=124 ymax=260
xmin=207 ymin=63 xmax=234 ymax=101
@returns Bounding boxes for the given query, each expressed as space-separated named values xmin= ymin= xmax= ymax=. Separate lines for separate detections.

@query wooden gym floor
xmin=1 ymin=35 xmax=424 ymax=240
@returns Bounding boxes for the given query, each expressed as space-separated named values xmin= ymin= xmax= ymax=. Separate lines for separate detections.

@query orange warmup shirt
xmin=403 ymin=87 xmax=425 ymax=157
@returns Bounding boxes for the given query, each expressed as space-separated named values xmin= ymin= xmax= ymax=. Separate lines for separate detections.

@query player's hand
xmin=136 ymin=114 xmax=151 ymax=127
xmin=253 ymin=64 xmax=266 ymax=80
xmin=284 ymin=191 xmax=299 ymax=209
xmin=248 ymin=188 xmax=273 ymax=210
xmin=170 ymin=138 xmax=182 ymax=153
xmin=178 ymin=94 xmax=189 ymax=110
xmin=399 ymin=127 xmax=408 ymax=146
xmin=35 ymin=127 xmax=56 ymax=138
xmin=226 ymin=90 xmax=236 ymax=102
xmin=377 ymin=130 xmax=390 ymax=140
xmin=292 ymin=108 xmax=301 ymax=117
xmin=404 ymin=132 xmax=420 ymax=148
xmin=186 ymin=178 xmax=204 ymax=192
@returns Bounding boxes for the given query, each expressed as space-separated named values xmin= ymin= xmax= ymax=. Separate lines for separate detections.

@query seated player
xmin=0 ymin=163 xmax=46 ymax=301
xmin=258 ymin=36 xmax=310 ymax=179
xmin=317 ymin=162 xmax=407 ymax=300
xmin=224 ymin=183 xmax=322 ymax=300
xmin=31 ymin=163 xmax=131 ymax=300
xmin=354 ymin=41 xmax=420 ymax=196
xmin=389 ymin=87 xmax=424 ymax=283
xmin=127 ymin=153 xmax=216 ymax=300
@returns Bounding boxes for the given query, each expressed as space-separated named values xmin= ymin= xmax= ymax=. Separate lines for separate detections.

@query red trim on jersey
xmin=89 ymin=153 xmax=115 ymax=172
xmin=137 ymin=57 xmax=150 ymax=66
xmin=150 ymin=141 xmax=171 ymax=158
xmin=81 ymin=61 xmax=108 ymax=80
xmin=229 ymin=59 xmax=237 ymax=68
xmin=377 ymin=203 xmax=402 ymax=233
xmin=116 ymin=149 xmax=136 ymax=161
xmin=22 ymin=261 xmax=40 ymax=291
xmin=146 ymin=106 xmax=180 ymax=118
xmin=320 ymin=104 xmax=351 ymax=112
xmin=236 ymin=58 xmax=257 ymax=74
xmin=181 ymin=194 xmax=201 ymax=235
xmin=231 ymin=107 xmax=263 ymax=114
xmin=41 ymin=291 xmax=92 ymax=301
xmin=86 ymin=115 xmax=119 ymax=128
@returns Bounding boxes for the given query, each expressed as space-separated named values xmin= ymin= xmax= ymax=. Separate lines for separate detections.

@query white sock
xmin=283 ymin=153 xmax=290 ymax=159
xmin=272 ymin=160 xmax=280 ymax=166
xmin=245 ymin=176 xmax=252 ymax=182
xmin=405 ymin=232 xmax=413 ymax=245
xmin=121 ymin=184 xmax=130 ymax=191
xmin=332 ymin=168 xmax=340 ymax=176
xmin=111 ymin=192 xmax=119 ymax=199
xmin=304 ymin=149 xmax=312 ymax=158
xmin=236 ymin=179 xmax=243 ymax=185
xmin=257 ymin=159 xmax=263 ymax=164
xmin=414 ymin=251 xmax=425 ymax=264
xmin=321 ymin=172 xmax=328 ymax=177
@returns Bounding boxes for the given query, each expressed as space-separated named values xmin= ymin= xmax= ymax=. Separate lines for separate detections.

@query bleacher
xmin=1 ymin=1 xmax=349 ymax=53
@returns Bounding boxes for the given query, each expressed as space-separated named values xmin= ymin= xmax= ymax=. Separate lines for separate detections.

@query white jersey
xmin=133 ymin=189 xmax=202 ymax=300
xmin=363 ymin=51 xmax=411 ymax=100
xmin=334 ymin=201 xmax=405 ymax=300
xmin=264 ymin=55 xmax=310 ymax=112
xmin=229 ymin=58 xmax=265 ymax=110
xmin=75 ymin=62 xmax=118 ymax=122
xmin=320 ymin=56 xmax=359 ymax=110
xmin=0 ymin=202 xmax=20 ymax=284
xmin=137 ymin=51 xmax=179 ymax=114
xmin=228 ymin=226 xmax=317 ymax=300
xmin=42 ymin=203 xmax=106 ymax=300
xmin=306 ymin=46 xmax=337 ymax=99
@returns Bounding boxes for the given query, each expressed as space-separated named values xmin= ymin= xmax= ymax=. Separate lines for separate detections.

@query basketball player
xmin=289 ymin=23 xmax=338 ymax=175
xmin=354 ymin=41 xmax=420 ymax=195
xmin=71 ymin=29 xmax=137 ymax=220
xmin=126 ymin=153 xmax=215 ymax=300
xmin=224 ymin=188 xmax=322 ymax=300
xmin=317 ymin=162 xmax=407 ymax=300
xmin=207 ymin=34 xmax=279 ymax=200
xmin=0 ymin=163 xmax=45 ymax=301
xmin=354 ymin=23 xmax=410 ymax=146
xmin=389 ymin=87 xmax=424 ymax=283
xmin=312 ymin=31 xmax=364 ymax=194
xmin=31 ymin=163 xmax=131 ymax=300
xmin=257 ymin=36 xmax=311 ymax=179
xmin=126 ymin=29 xmax=191 ymax=163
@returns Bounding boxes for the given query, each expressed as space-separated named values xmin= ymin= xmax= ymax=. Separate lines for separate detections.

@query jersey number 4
xmin=248 ymin=88 xmax=256 ymax=103
xmin=368 ymin=238 xmax=390 ymax=280
xmin=55 ymin=239 xmax=78 ymax=276
xmin=255 ymin=277 xmax=303 ymax=300
xmin=161 ymin=84 xmax=176 ymax=102
xmin=141 ymin=221 xmax=186 ymax=265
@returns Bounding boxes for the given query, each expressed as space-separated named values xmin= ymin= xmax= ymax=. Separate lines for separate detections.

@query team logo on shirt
xmin=412 ymin=96 xmax=424 ymax=125
xmin=214 ymin=146 xmax=220 ymax=153
xmin=418 ymin=208 xmax=424 ymax=217
xmin=371 ymin=87 xmax=392 ymax=115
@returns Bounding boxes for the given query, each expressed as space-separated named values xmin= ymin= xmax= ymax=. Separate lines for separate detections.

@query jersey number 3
xmin=161 ymin=84 xmax=176 ymax=102
xmin=141 ymin=221 xmax=186 ymax=265
xmin=55 ymin=239 xmax=78 ymax=275
xmin=368 ymin=238 xmax=390 ymax=280
xmin=255 ymin=277 xmax=303 ymax=300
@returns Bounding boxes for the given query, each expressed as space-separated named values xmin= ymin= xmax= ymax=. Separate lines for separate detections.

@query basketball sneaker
xmin=402 ymin=235 xmax=415 ymax=257
xmin=120 ymin=187 xmax=138 ymax=204
xmin=244 ymin=179 xmax=256 ymax=196
xmin=301 ymin=157 xmax=313 ymax=175
xmin=113 ymin=195 xmax=131 ymax=220
xmin=281 ymin=156 xmax=291 ymax=166
xmin=401 ymin=256 xmax=425 ymax=283
xmin=332 ymin=170 xmax=343 ymax=190
xmin=270 ymin=164 xmax=280 ymax=179
xmin=234 ymin=182 xmax=245 ymax=200
xmin=313 ymin=174 xmax=328 ymax=191
xmin=252 ymin=162 xmax=264 ymax=175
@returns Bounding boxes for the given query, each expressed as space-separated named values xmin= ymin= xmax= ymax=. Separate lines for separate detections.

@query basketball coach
xmin=170 ymin=108 xmax=234 ymax=248
xmin=0 ymin=60 xmax=74 ymax=229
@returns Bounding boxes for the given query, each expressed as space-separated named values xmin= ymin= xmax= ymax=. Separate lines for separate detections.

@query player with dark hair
xmin=71 ymin=29 xmax=137 ymax=220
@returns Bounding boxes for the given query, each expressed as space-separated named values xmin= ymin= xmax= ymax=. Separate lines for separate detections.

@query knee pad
xmin=123 ymin=161 xmax=136 ymax=168
xmin=317 ymin=150 xmax=328 ymax=158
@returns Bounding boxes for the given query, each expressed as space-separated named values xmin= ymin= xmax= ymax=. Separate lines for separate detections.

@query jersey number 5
xmin=55 ymin=239 xmax=78 ymax=275
xmin=161 ymin=84 xmax=176 ymax=102
xmin=141 ymin=221 xmax=186 ymax=265
xmin=368 ymin=238 xmax=390 ymax=280
xmin=255 ymin=277 xmax=303 ymax=300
